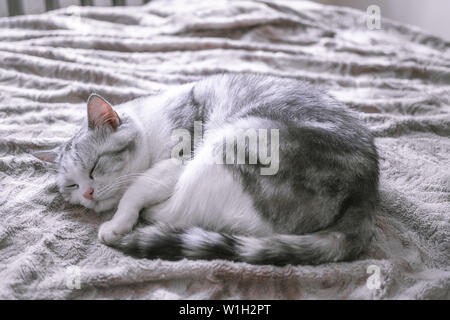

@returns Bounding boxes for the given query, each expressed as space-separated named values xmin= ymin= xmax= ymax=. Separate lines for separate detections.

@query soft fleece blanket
xmin=0 ymin=0 xmax=449 ymax=300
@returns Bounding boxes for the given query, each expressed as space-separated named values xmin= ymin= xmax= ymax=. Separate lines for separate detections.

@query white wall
xmin=313 ymin=0 xmax=450 ymax=41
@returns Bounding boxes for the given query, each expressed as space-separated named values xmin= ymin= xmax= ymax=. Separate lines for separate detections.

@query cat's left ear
xmin=33 ymin=149 xmax=59 ymax=163
xmin=87 ymin=94 xmax=121 ymax=130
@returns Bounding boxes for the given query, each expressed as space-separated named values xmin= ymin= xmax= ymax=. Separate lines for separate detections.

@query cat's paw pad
xmin=98 ymin=221 xmax=131 ymax=245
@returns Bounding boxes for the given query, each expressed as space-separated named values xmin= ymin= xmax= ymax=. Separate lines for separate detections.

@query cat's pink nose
xmin=83 ymin=187 xmax=94 ymax=200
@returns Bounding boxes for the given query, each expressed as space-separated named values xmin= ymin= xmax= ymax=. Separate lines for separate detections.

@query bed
xmin=0 ymin=0 xmax=449 ymax=299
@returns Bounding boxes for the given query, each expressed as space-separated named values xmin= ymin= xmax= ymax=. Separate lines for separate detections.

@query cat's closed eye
xmin=90 ymin=149 xmax=129 ymax=178
xmin=65 ymin=184 xmax=79 ymax=189
xmin=89 ymin=161 xmax=98 ymax=179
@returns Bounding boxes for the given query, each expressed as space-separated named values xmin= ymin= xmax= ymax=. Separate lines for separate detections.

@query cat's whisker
xmin=96 ymin=173 xmax=170 ymax=198
xmin=95 ymin=173 xmax=161 ymax=197
xmin=96 ymin=182 xmax=129 ymax=197
xmin=95 ymin=175 xmax=172 ymax=199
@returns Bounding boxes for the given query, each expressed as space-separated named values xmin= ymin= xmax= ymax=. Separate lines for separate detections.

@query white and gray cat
xmin=34 ymin=73 xmax=379 ymax=265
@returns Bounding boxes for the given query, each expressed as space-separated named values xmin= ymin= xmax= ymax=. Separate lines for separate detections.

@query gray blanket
xmin=0 ymin=0 xmax=449 ymax=299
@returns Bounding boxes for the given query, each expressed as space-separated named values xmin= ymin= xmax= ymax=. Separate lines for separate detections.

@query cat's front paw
xmin=98 ymin=220 xmax=132 ymax=245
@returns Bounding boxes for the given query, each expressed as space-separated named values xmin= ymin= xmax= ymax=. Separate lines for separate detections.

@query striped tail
xmin=110 ymin=203 xmax=375 ymax=266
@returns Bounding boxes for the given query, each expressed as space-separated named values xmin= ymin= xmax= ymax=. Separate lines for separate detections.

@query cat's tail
xmin=109 ymin=202 xmax=375 ymax=265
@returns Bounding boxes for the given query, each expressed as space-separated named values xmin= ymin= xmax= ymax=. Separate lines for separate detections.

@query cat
xmin=34 ymin=73 xmax=379 ymax=266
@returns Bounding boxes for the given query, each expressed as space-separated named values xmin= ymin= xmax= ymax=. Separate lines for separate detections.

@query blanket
xmin=0 ymin=0 xmax=449 ymax=299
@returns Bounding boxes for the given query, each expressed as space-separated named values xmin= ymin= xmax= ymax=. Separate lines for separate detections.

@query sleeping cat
xmin=34 ymin=73 xmax=379 ymax=266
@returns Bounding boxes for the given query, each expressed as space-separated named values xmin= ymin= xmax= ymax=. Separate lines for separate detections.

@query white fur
xmin=305 ymin=121 xmax=337 ymax=131
xmin=98 ymin=159 xmax=183 ymax=243
xmin=181 ymin=227 xmax=223 ymax=253
xmin=150 ymin=157 xmax=273 ymax=236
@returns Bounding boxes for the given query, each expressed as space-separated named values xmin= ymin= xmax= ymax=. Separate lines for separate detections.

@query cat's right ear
xmin=33 ymin=149 xmax=59 ymax=163
xmin=87 ymin=94 xmax=120 ymax=130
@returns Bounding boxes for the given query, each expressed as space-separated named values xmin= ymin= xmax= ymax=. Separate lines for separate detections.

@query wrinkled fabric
xmin=0 ymin=0 xmax=449 ymax=299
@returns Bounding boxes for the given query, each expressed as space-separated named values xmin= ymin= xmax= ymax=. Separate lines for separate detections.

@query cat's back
xmin=195 ymin=73 xmax=351 ymax=126
xmin=193 ymin=74 xmax=372 ymax=147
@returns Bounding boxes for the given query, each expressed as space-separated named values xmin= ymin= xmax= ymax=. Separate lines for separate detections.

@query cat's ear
xmin=87 ymin=94 xmax=121 ymax=130
xmin=33 ymin=149 xmax=59 ymax=163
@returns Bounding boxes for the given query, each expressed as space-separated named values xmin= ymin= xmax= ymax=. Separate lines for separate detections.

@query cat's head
xmin=34 ymin=94 xmax=143 ymax=212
